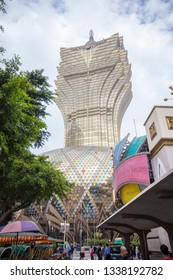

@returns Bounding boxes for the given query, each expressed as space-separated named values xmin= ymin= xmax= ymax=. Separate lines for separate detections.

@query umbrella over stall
xmin=0 ymin=232 xmax=48 ymax=245
xmin=0 ymin=220 xmax=42 ymax=244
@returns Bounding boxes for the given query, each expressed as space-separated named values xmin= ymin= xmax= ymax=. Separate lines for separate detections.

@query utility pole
xmin=64 ymin=220 xmax=66 ymax=243
xmin=87 ymin=204 xmax=89 ymax=245
xmin=60 ymin=220 xmax=69 ymax=245
xmin=133 ymin=119 xmax=138 ymax=137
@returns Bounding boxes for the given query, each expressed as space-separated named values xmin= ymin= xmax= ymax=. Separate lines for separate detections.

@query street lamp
xmin=163 ymin=86 xmax=173 ymax=101
xmin=164 ymin=98 xmax=173 ymax=102
xmin=64 ymin=221 xmax=67 ymax=243
xmin=60 ymin=221 xmax=70 ymax=244
xmin=80 ymin=228 xmax=83 ymax=247
xmin=169 ymin=85 xmax=173 ymax=94
xmin=86 ymin=204 xmax=89 ymax=245
xmin=94 ymin=214 xmax=96 ymax=245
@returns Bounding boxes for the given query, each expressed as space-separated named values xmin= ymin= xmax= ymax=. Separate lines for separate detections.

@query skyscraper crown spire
xmin=85 ymin=29 xmax=96 ymax=49
xmin=89 ymin=29 xmax=94 ymax=41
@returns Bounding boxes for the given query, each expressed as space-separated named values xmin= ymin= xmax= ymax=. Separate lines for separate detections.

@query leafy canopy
xmin=0 ymin=56 xmax=73 ymax=225
xmin=0 ymin=55 xmax=53 ymax=154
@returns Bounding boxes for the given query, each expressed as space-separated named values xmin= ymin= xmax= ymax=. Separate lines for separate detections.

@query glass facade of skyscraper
xmin=55 ymin=31 xmax=132 ymax=147
xmin=25 ymin=32 xmax=133 ymax=242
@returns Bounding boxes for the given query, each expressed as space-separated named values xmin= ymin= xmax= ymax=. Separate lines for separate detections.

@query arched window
xmin=157 ymin=158 xmax=166 ymax=178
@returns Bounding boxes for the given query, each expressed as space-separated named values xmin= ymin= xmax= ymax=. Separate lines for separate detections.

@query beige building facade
xmin=144 ymin=105 xmax=173 ymax=252
xmin=144 ymin=105 xmax=173 ymax=180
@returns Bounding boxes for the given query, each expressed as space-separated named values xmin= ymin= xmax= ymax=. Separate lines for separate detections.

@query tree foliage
xmin=0 ymin=0 xmax=7 ymax=53
xmin=0 ymin=56 xmax=73 ymax=225
xmin=0 ymin=0 xmax=6 ymax=14
xmin=0 ymin=56 xmax=52 ymax=153
xmin=0 ymin=1 xmax=73 ymax=226
xmin=0 ymin=152 xmax=72 ymax=225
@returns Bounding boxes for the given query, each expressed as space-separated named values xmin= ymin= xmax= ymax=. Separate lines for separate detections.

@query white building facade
xmin=144 ymin=105 xmax=173 ymax=252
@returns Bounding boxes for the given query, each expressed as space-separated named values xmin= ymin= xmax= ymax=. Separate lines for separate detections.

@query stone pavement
xmin=72 ymin=250 xmax=91 ymax=260
xmin=71 ymin=250 xmax=163 ymax=260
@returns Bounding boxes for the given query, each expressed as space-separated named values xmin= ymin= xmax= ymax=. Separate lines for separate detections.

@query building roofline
xmin=143 ymin=105 xmax=173 ymax=125
xmin=60 ymin=33 xmax=119 ymax=51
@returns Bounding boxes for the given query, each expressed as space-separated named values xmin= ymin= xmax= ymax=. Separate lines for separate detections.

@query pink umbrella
xmin=0 ymin=221 xmax=40 ymax=234
xmin=0 ymin=221 xmax=41 ymax=244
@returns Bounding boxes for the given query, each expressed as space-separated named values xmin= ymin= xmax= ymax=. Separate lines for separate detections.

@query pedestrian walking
xmin=96 ymin=244 xmax=102 ymax=260
xmin=104 ymin=244 xmax=111 ymax=260
xmin=130 ymin=245 xmax=136 ymax=259
xmin=80 ymin=244 xmax=85 ymax=260
xmin=117 ymin=246 xmax=131 ymax=260
xmin=93 ymin=245 xmax=97 ymax=260
xmin=70 ymin=244 xmax=74 ymax=260
xmin=102 ymin=245 xmax=105 ymax=259
xmin=135 ymin=245 xmax=141 ymax=260
xmin=66 ymin=243 xmax=72 ymax=260
xmin=89 ymin=246 xmax=94 ymax=260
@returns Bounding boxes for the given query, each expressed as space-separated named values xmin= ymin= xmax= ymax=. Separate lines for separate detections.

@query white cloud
xmin=1 ymin=0 xmax=173 ymax=153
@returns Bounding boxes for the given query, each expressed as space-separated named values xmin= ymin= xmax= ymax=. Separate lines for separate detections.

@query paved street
xmin=71 ymin=251 xmax=163 ymax=260
xmin=72 ymin=250 xmax=91 ymax=260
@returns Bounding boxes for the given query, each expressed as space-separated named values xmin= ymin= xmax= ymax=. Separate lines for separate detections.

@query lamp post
xmin=64 ymin=220 xmax=67 ymax=243
xmin=60 ymin=220 xmax=69 ymax=244
xmin=73 ymin=215 xmax=76 ymax=244
xmin=86 ymin=204 xmax=89 ymax=245
xmin=80 ymin=228 xmax=83 ymax=247
xmin=94 ymin=215 xmax=96 ymax=245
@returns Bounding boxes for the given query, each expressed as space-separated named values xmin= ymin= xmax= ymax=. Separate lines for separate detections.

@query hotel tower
xmin=55 ymin=30 xmax=132 ymax=148
xmin=26 ymin=31 xmax=133 ymax=242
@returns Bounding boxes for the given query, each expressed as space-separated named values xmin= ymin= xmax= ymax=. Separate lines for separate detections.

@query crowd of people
xmin=56 ymin=243 xmax=134 ymax=260
xmin=52 ymin=242 xmax=173 ymax=260
xmin=87 ymin=244 xmax=139 ymax=260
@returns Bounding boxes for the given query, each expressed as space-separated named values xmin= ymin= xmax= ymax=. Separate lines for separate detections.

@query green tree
xmin=0 ymin=56 xmax=52 ymax=154
xmin=0 ymin=0 xmax=7 ymax=53
xmin=0 ymin=56 xmax=73 ymax=225
xmin=0 ymin=152 xmax=72 ymax=225
xmin=0 ymin=0 xmax=6 ymax=15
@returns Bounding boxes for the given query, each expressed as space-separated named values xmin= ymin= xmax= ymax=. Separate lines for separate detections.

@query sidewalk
xmin=149 ymin=253 xmax=163 ymax=260
xmin=72 ymin=250 xmax=91 ymax=260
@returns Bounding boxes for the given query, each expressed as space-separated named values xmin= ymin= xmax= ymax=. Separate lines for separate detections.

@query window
xmin=166 ymin=116 xmax=173 ymax=129
xmin=149 ymin=122 xmax=157 ymax=140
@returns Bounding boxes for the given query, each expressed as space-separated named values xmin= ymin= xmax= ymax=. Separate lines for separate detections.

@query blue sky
xmin=1 ymin=0 xmax=173 ymax=154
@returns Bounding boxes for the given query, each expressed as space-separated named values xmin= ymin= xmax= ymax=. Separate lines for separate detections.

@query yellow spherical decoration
xmin=120 ymin=184 xmax=141 ymax=204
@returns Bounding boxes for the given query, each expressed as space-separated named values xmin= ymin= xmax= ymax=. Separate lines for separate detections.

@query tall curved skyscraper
xmin=55 ymin=31 xmax=132 ymax=147
xmin=25 ymin=32 xmax=133 ymax=242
